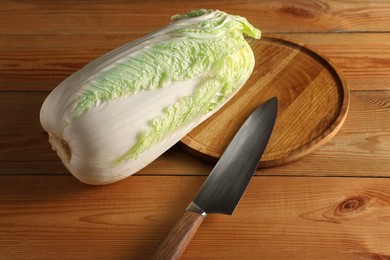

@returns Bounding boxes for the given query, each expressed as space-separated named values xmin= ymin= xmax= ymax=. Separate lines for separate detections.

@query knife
xmin=151 ymin=97 xmax=278 ymax=259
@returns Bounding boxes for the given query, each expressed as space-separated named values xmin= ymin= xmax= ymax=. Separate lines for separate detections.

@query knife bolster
xmin=187 ymin=201 xmax=207 ymax=216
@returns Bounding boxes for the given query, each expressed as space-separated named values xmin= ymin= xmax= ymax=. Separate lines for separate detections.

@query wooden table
xmin=1 ymin=1 xmax=390 ymax=259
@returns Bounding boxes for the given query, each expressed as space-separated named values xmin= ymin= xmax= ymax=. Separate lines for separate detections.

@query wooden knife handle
xmin=151 ymin=210 xmax=205 ymax=260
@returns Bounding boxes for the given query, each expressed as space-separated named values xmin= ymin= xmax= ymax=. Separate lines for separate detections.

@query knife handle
xmin=151 ymin=210 xmax=205 ymax=260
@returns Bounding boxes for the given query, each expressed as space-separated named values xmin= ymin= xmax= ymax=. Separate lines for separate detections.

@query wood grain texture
xmin=1 ymin=2 xmax=390 ymax=259
xmin=152 ymin=211 xmax=204 ymax=260
xmin=2 ymin=33 xmax=390 ymax=91
xmin=1 ymin=91 xmax=390 ymax=177
xmin=1 ymin=175 xmax=390 ymax=259
xmin=261 ymin=90 xmax=390 ymax=177
xmin=1 ymin=0 xmax=390 ymax=34
xmin=278 ymin=33 xmax=390 ymax=91
xmin=181 ymin=37 xmax=349 ymax=167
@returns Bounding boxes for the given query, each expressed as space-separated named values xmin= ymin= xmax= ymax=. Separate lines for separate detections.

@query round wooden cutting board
xmin=180 ymin=36 xmax=349 ymax=168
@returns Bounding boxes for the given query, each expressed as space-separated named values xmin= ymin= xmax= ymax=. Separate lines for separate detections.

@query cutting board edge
xmin=180 ymin=36 xmax=350 ymax=169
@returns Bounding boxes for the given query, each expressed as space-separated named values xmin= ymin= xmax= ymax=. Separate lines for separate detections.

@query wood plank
xmin=1 ymin=33 xmax=390 ymax=91
xmin=1 ymin=175 xmax=390 ymax=259
xmin=1 ymin=91 xmax=390 ymax=178
xmin=1 ymin=0 xmax=390 ymax=35
xmin=278 ymin=33 xmax=390 ymax=91
xmin=0 ymin=46 xmax=110 ymax=91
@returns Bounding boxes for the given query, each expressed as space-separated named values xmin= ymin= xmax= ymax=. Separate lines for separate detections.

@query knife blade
xmin=151 ymin=97 xmax=278 ymax=259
